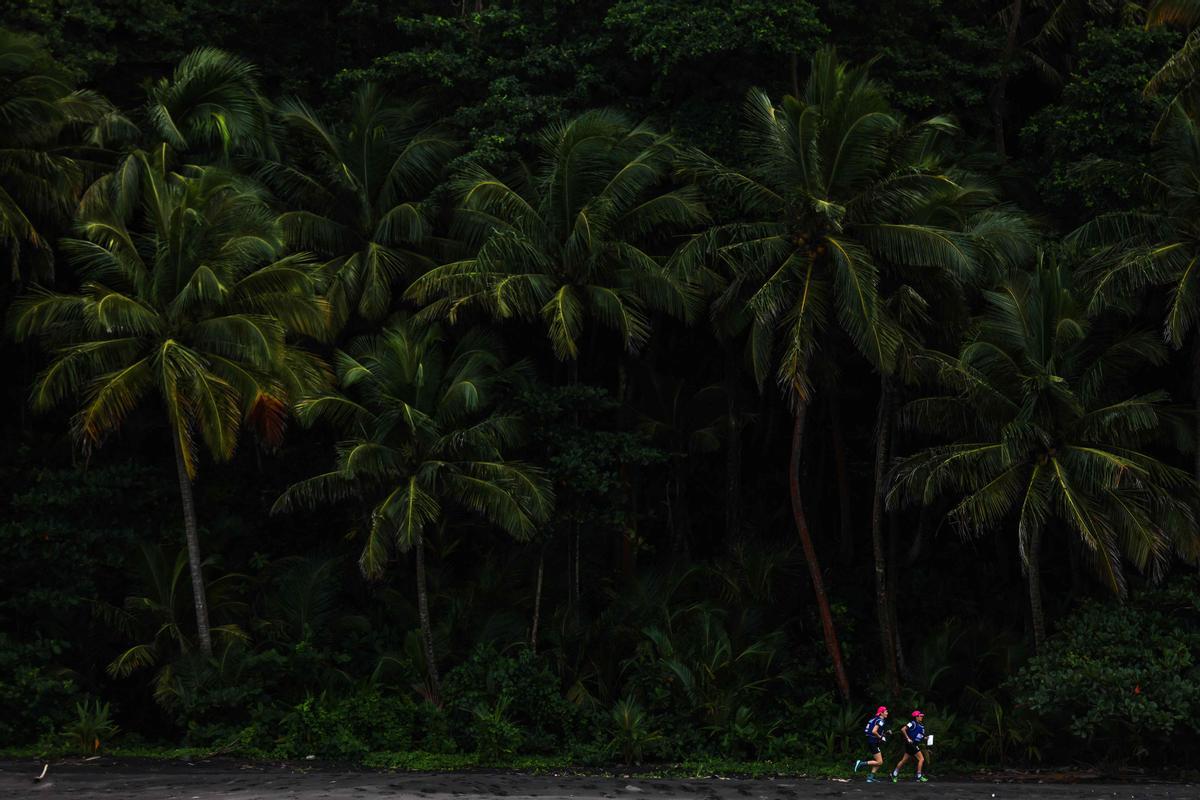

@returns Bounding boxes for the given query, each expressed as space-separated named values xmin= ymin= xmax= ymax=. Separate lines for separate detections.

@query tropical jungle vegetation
xmin=4 ymin=0 xmax=1200 ymax=773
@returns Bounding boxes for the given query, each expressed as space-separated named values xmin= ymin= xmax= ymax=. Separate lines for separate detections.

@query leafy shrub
xmin=1013 ymin=593 xmax=1200 ymax=762
xmin=442 ymin=644 xmax=585 ymax=752
xmin=277 ymin=689 xmax=454 ymax=760
xmin=0 ymin=634 xmax=81 ymax=746
xmin=471 ymin=694 xmax=521 ymax=761
xmin=63 ymin=699 xmax=119 ymax=754
xmin=610 ymin=697 xmax=660 ymax=764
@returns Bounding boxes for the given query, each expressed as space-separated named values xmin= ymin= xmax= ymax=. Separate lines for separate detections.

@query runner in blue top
xmin=891 ymin=710 xmax=929 ymax=783
xmin=853 ymin=706 xmax=889 ymax=781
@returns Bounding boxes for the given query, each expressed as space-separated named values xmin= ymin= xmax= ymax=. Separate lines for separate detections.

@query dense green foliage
xmin=4 ymin=0 xmax=1200 ymax=776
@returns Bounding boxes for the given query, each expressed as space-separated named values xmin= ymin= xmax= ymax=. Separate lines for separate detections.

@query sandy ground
xmin=0 ymin=760 xmax=1193 ymax=800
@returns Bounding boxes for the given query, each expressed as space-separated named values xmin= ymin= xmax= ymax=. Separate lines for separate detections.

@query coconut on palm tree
xmin=273 ymin=316 xmax=553 ymax=704
xmin=264 ymin=85 xmax=457 ymax=331
xmin=675 ymin=47 xmax=1019 ymax=698
xmin=890 ymin=259 xmax=1199 ymax=652
xmin=10 ymin=149 xmax=330 ymax=657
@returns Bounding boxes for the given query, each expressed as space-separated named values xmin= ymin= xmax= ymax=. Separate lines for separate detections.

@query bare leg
xmin=892 ymin=753 xmax=911 ymax=776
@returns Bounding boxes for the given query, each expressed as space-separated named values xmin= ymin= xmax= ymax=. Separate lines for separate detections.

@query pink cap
xmin=877 ymin=706 xmax=888 ymax=715
xmin=912 ymin=710 xmax=924 ymax=718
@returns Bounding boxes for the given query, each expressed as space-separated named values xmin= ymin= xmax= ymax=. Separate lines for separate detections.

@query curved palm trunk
xmin=1192 ymin=338 xmax=1200 ymax=483
xmin=1027 ymin=524 xmax=1046 ymax=655
xmin=724 ymin=346 xmax=743 ymax=549
xmin=530 ymin=543 xmax=545 ymax=652
xmin=871 ymin=379 xmax=900 ymax=694
xmin=567 ymin=357 xmax=581 ymax=618
xmin=171 ymin=434 xmax=213 ymax=658
xmin=887 ymin=507 xmax=908 ymax=678
xmin=830 ymin=397 xmax=854 ymax=564
xmin=415 ymin=534 xmax=442 ymax=704
xmin=789 ymin=403 xmax=851 ymax=700
xmin=989 ymin=0 xmax=1023 ymax=156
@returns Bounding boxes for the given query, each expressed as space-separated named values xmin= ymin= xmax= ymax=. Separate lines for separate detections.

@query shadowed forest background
xmin=4 ymin=0 xmax=1200 ymax=772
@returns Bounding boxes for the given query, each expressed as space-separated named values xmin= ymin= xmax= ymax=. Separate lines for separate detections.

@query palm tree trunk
xmin=829 ymin=397 xmax=854 ymax=564
xmin=567 ymin=357 xmax=581 ymax=617
xmin=871 ymin=379 xmax=901 ymax=694
xmin=989 ymin=0 xmax=1023 ymax=156
xmin=415 ymin=534 xmax=442 ymax=704
xmin=171 ymin=433 xmax=213 ymax=658
xmin=617 ymin=358 xmax=637 ymax=577
xmin=724 ymin=346 xmax=743 ymax=549
xmin=887 ymin=507 xmax=908 ymax=678
xmin=673 ymin=463 xmax=693 ymax=557
xmin=1192 ymin=337 xmax=1200 ymax=483
xmin=1028 ymin=523 xmax=1046 ymax=655
xmin=530 ymin=543 xmax=545 ymax=652
xmin=789 ymin=402 xmax=851 ymax=700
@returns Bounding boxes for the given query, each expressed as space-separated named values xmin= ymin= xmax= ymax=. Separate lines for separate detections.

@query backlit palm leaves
xmin=267 ymin=85 xmax=457 ymax=329
xmin=1068 ymin=99 xmax=1200 ymax=476
xmin=891 ymin=260 xmax=1198 ymax=650
xmin=145 ymin=47 xmax=275 ymax=162
xmin=10 ymin=151 xmax=329 ymax=655
xmin=680 ymin=48 xmax=1015 ymax=403
xmin=407 ymin=109 xmax=706 ymax=365
xmin=1146 ymin=1 xmax=1200 ymax=105
xmin=0 ymin=31 xmax=119 ymax=282
xmin=274 ymin=317 xmax=553 ymax=701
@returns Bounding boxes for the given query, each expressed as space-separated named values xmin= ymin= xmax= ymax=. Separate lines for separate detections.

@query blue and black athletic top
xmin=864 ymin=715 xmax=886 ymax=744
xmin=904 ymin=720 xmax=925 ymax=744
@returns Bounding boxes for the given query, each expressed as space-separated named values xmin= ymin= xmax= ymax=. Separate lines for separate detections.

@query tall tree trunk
xmin=530 ymin=543 xmax=545 ymax=652
xmin=1027 ymin=524 xmax=1046 ymax=655
xmin=871 ymin=379 xmax=901 ymax=695
xmin=829 ymin=396 xmax=854 ymax=564
xmin=415 ymin=534 xmax=442 ymax=704
xmin=1192 ymin=337 xmax=1200 ymax=483
xmin=989 ymin=0 xmax=1023 ymax=156
xmin=887 ymin=506 xmax=907 ymax=678
xmin=790 ymin=403 xmax=851 ymax=700
xmin=617 ymin=358 xmax=636 ymax=577
xmin=724 ymin=351 xmax=743 ymax=549
xmin=172 ymin=434 xmax=213 ymax=658
xmin=672 ymin=464 xmax=693 ymax=558
xmin=567 ymin=357 xmax=581 ymax=617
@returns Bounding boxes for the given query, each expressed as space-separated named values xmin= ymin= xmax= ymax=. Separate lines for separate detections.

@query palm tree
xmin=890 ymin=260 xmax=1198 ymax=653
xmin=408 ymin=110 xmax=704 ymax=616
xmin=98 ymin=544 xmax=247 ymax=706
xmin=10 ymin=150 xmax=330 ymax=657
xmin=406 ymin=109 xmax=706 ymax=376
xmin=1145 ymin=1 xmax=1200 ymax=108
xmin=676 ymin=48 xmax=1008 ymax=699
xmin=1068 ymin=99 xmax=1200 ymax=480
xmin=273 ymin=317 xmax=554 ymax=704
xmin=264 ymin=85 xmax=457 ymax=330
xmin=144 ymin=47 xmax=275 ymax=164
xmin=0 ymin=30 xmax=120 ymax=283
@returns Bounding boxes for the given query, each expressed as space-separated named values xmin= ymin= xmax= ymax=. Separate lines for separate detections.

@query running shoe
xmin=891 ymin=774 xmax=898 ymax=783
xmin=854 ymin=760 xmax=862 ymax=773
xmin=866 ymin=775 xmax=877 ymax=783
xmin=916 ymin=775 xmax=929 ymax=783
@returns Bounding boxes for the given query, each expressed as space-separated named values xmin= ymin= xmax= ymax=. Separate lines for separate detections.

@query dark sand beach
xmin=0 ymin=760 xmax=1192 ymax=800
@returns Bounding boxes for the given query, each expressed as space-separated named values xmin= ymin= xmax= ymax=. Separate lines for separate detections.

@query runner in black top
xmin=891 ymin=710 xmax=929 ymax=783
